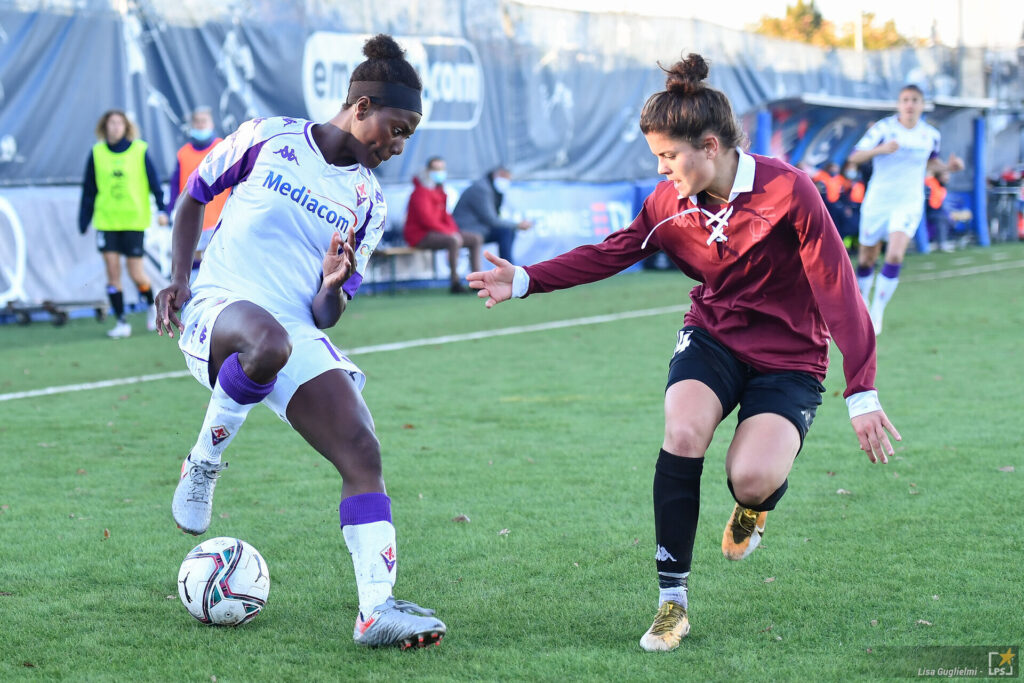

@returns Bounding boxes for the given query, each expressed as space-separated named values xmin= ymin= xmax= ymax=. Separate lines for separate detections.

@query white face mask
xmin=492 ymin=176 xmax=511 ymax=194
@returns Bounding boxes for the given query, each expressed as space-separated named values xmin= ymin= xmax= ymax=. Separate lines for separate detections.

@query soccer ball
xmin=177 ymin=537 xmax=270 ymax=626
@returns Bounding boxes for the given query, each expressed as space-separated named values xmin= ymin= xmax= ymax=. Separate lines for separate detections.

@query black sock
xmin=138 ymin=285 xmax=154 ymax=306
xmin=107 ymin=287 xmax=125 ymax=321
xmin=653 ymin=449 xmax=704 ymax=582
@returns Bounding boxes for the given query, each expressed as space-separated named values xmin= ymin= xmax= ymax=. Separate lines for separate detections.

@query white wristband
xmin=511 ymin=266 xmax=530 ymax=298
xmin=846 ymin=390 xmax=882 ymax=419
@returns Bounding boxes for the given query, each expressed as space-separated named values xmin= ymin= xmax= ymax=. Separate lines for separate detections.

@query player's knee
xmin=249 ymin=327 xmax=292 ymax=374
xmin=663 ymin=422 xmax=709 ymax=459
xmin=727 ymin=468 xmax=777 ymax=507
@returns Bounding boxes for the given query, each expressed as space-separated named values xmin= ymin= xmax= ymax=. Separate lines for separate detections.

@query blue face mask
xmin=492 ymin=176 xmax=511 ymax=194
xmin=190 ymin=127 xmax=215 ymax=142
xmin=429 ymin=169 xmax=447 ymax=185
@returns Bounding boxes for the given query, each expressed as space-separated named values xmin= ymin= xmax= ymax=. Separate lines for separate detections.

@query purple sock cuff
xmin=856 ymin=265 xmax=875 ymax=278
xmin=881 ymin=262 xmax=901 ymax=279
xmin=339 ymin=492 xmax=392 ymax=528
xmin=217 ymin=352 xmax=275 ymax=405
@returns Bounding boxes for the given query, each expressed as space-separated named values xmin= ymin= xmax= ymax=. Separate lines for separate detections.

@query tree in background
xmin=753 ymin=1 xmax=915 ymax=49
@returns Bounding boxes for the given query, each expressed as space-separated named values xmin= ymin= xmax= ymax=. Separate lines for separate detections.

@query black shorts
xmin=96 ymin=230 xmax=145 ymax=257
xmin=666 ymin=326 xmax=825 ymax=447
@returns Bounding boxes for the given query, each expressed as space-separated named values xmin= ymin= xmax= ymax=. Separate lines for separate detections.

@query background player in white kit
xmin=154 ymin=35 xmax=446 ymax=650
xmin=847 ymin=84 xmax=963 ymax=334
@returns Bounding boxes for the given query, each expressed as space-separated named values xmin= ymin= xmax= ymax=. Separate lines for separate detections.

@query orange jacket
xmin=812 ymin=169 xmax=850 ymax=204
xmin=177 ymin=140 xmax=230 ymax=230
xmin=849 ymin=181 xmax=865 ymax=204
xmin=925 ymin=176 xmax=947 ymax=210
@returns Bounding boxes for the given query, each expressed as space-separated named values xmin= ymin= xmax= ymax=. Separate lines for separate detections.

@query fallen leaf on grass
xmin=165 ymin=595 xmax=176 ymax=600
xmin=764 ymin=577 xmax=775 ymax=583
xmin=870 ymin=619 xmax=878 ymax=626
xmin=0 ymin=591 xmax=13 ymax=596
xmin=76 ymin=469 xmax=87 ymax=475
xmin=632 ymin=538 xmax=640 ymax=546
xmin=759 ymin=624 xmax=773 ymax=633
xmin=402 ymin=423 xmax=415 ymax=430
xmin=997 ymin=466 xmax=1014 ymax=473
xmin=836 ymin=489 xmax=852 ymax=495
xmin=827 ymin=471 xmax=836 ymax=476
xmin=775 ymin=636 xmax=782 ymax=641
xmin=909 ymin=482 xmax=917 ymax=487
xmin=103 ymin=528 xmax=110 ymax=539
xmin=498 ymin=528 xmax=510 ymax=536
xmin=915 ymin=619 xmax=932 ymax=626
xmin=23 ymin=662 xmax=34 ymax=668
xmin=219 ymin=513 xmax=230 ymax=519
xmin=573 ymin=562 xmax=579 ymax=568
xmin=451 ymin=514 xmax=471 ymax=523
xmin=866 ymin=648 xmax=873 ymax=654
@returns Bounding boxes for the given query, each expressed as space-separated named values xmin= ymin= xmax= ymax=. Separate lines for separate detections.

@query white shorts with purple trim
xmin=858 ymin=201 xmax=924 ymax=247
xmin=177 ymin=291 xmax=365 ymax=424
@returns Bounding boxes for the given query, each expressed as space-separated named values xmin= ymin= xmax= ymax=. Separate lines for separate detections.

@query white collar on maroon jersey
xmin=685 ymin=148 xmax=755 ymax=204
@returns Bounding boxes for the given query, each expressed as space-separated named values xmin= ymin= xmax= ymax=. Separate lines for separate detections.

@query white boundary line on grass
xmin=3 ymin=258 xmax=1023 ymax=403
xmin=0 ymin=305 xmax=689 ymax=403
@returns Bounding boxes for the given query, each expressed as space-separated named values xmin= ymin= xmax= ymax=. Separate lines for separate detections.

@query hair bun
xmin=664 ymin=53 xmax=709 ymax=95
xmin=363 ymin=34 xmax=405 ymax=60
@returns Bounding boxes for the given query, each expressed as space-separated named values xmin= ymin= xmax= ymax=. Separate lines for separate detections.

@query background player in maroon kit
xmin=467 ymin=53 xmax=901 ymax=652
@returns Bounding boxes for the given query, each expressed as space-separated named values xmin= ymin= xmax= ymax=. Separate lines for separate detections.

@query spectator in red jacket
xmin=403 ymin=156 xmax=482 ymax=293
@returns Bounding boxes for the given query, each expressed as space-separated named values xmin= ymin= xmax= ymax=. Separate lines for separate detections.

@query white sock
xmin=871 ymin=274 xmax=900 ymax=314
xmin=658 ymin=571 xmax=688 ymax=608
xmin=857 ymin=273 xmax=874 ymax=305
xmin=342 ymin=520 xmax=397 ymax=616
xmin=191 ymin=381 xmax=258 ymax=464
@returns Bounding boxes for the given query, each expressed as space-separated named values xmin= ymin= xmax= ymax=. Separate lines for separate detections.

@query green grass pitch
xmin=1 ymin=244 xmax=1022 ymax=681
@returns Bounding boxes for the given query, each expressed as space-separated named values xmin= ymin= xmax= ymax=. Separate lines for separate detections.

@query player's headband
xmin=346 ymin=81 xmax=423 ymax=115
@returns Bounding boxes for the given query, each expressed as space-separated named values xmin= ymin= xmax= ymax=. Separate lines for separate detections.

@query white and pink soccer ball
xmin=177 ymin=537 xmax=270 ymax=626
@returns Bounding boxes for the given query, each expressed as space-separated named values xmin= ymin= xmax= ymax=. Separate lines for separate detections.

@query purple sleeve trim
xmin=188 ymin=139 xmax=269 ymax=203
xmin=342 ymin=271 xmax=363 ymax=299
xmin=339 ymin=492 xmax=392 ymax=527
xmin=168 ymin=164 xmax=181 ymax=210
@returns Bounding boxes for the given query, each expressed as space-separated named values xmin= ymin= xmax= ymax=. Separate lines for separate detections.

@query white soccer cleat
xmin=640 ymin=600 xmax=690 ymax=652
xmin=172 ymin=454 xmax=227 ymax=536
xmin=353 ymin=597 xmax=446 ymax=649
xmin=146 ymin=305 xmax=157 ymax=332
xmin=107 ymin=320 xmax=132 ymax=338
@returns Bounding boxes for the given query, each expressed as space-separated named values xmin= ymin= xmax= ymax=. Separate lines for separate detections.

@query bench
xmin=372 ymin=245 xmax=439 ymax=294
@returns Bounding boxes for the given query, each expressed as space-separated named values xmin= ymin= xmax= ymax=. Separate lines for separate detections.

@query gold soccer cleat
xmin=639 ymin=600 xmax=690 ymax=652
xmin=722 ymin=504 xmax=767 ymax=561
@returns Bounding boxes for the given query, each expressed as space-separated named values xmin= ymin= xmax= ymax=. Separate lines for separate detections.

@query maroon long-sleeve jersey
xmin=523 ymin=153 xmax=876 ymax=397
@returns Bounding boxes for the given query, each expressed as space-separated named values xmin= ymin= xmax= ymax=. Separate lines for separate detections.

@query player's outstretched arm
xmin=156 ymin=195 xmax=205 ymax=338
xmin=467 ymin=251 xmax=516 ymax=309
xmin=850 ymin=409 xmax=901 ymax=464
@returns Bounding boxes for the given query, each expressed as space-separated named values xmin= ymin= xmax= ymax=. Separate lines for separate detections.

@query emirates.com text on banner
xmin=301 ymin=33 xmax=483 ymax=130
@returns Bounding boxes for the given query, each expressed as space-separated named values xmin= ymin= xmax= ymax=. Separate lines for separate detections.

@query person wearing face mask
xmin=452 ymin=166 xmax=533 ymax=263
xmin=79 ymin=109 xmax=169 ymax=338
xmin=403 ymin=156 xmax=483 ymax=293
xmin=168 ymin=107 xmax=232 ymax=271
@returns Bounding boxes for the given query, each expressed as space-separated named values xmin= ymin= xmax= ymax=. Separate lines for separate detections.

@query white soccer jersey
xmin=186 ymin=116 xmax=386 ymax=327
xmin=854 ymin=115 xmax=940 ymax=211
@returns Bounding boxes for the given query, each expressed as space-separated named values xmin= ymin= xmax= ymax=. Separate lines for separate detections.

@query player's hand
xmin=850 ymin=409 xmax=901 ymax=464
xmin=157 ymin=213 xmax=170 ymax=226
xmin=878 ymin=140 xmax=900 ymax=155
xmin=467 ymin=251 xmax=515 ymax=309
xmin=517 ymin=220 xmax=533 ymax=231
xmin=155 ymin=279 xmax=191 ymax=338
xmin=322 ymin=229 xmax=356 ymax=291
xmin=947 ymin=153 xmax=965 ymax=172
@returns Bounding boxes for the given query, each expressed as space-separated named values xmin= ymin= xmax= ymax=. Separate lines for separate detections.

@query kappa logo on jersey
xmin=374 ymin=188 xmax=384 ymax=203
xmin=654 ymin=545 xmax=677 ymax=562
xmin=355 ymin=182 xmax=368 ymax=207
xmin=274 ymin=146 xmax=300 ymax=165
xmin=674 ymin=330 xmax=693 ymax=356
xmin=380 ymin=544 xmax=396 ymax=572
xmin=262 ymin=171 xmax=355 ymax=230
xmin=210 ymin=425 xmax=230 ymax=446
xmin=281 ymin=117 xmax=298 ymax=126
